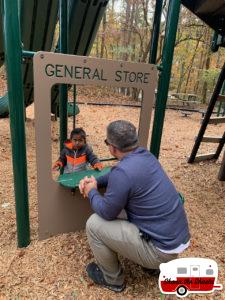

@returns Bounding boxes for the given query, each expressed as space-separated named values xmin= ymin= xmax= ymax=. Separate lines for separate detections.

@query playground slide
xmin=0 ymin=0 xmax=108 ymax=117
xmin=51 ymin=0 xmax=109 ymax=113
xmin=0 ymin=0 xmax=58 ymax=117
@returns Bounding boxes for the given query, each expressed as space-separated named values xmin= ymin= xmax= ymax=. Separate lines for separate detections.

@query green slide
xmin=0 ymin=0 xmax=58 ymax=117
xmin=0 ymin=0 xmax=108 ymax=117
xmin=51 ymin=0 xmax=109 ymax=114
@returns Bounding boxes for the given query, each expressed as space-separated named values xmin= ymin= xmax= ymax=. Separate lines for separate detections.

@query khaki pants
xmin=86 ymin=213 xmax=177 ymax=285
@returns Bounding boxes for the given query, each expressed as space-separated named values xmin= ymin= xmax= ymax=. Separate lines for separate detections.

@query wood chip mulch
xmin=0 ymin=87 xmax=224 ymax=299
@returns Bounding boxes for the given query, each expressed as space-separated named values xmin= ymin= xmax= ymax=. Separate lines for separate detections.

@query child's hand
xmin=93 ymin=162 xmax=103 ymax=171
xmin=52 ymin=161 xmax=62 ymax=171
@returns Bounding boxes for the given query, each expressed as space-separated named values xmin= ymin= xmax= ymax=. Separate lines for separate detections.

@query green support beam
xmin=149 ymin=0 xmax=163 ymax=64
xmin=150 ymin=0 xmax=181 ymax=158
xmin=59 ymin=0 xmax=68 ymax=151
xmin=3 ymin=0 xmax=30 ymax=247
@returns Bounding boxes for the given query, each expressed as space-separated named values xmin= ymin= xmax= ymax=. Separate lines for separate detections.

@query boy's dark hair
xmin=70 ymin=128 xmax=86 ymax=142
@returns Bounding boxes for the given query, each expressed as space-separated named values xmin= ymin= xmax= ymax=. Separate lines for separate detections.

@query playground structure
xmin=188 ymin=64 xmax=225 ymax=180
xmin=0 ymin=0 xmax=108 ymax=117
xmin=1 ymin=0 xmax=225 ymax=248
xmin=34 ymin=52 xmax=157 ymax=239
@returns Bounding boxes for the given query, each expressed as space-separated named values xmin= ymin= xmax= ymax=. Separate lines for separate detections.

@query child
xmin=52 ymin=128 xmax=103 ymax=173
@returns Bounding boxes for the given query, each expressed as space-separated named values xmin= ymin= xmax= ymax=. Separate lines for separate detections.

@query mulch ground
xmin=0 ymin=85 xmax=225 ymax=299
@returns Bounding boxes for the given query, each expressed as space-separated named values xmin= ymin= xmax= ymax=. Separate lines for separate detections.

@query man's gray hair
xmin=107 ymin=120 xmax=139 ymax=152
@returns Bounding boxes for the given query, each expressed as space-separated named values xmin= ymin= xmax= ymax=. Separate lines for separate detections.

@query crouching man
xmin=79 ymin=120 xmax=190 ymax=292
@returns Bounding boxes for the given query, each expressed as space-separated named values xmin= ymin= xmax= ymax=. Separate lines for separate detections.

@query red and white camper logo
xmin=159 ymin=258 xmax=223 ymax=298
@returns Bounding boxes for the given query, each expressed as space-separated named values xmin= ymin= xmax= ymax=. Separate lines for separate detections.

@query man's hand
xmin=83 ymin=176 xmax=97 ymax=197
xmin=79 ymin=176 xmax=89 ymax=196
xmin=79 ymin=176 xmax=97 ymax=198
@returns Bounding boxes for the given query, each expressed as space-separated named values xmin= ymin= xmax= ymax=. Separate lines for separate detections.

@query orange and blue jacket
xmin=56 ymin=140 xmax=100 ymax=173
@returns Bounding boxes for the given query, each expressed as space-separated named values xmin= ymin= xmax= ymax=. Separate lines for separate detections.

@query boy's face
xmin=71 ymin=134 xmax=85 ymax=149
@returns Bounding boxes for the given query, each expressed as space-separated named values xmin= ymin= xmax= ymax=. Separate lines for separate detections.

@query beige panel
xmin=33 ymin=51 xmax=157 ymax=239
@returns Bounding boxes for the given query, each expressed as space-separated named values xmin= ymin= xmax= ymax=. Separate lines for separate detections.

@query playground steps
xmin=194 ymin=153 xmax=216 ymax=162
xmin=194 ymin=132 xmax=225 ymax=162
xmin=201 ymin=136 xmax=223 ymax=143
xmin=188 ymin=63 xmax=225 ymax=180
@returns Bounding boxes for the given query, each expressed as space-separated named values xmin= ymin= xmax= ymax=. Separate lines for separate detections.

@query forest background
xmin=89 ymin=0 xmax=225 ymax=103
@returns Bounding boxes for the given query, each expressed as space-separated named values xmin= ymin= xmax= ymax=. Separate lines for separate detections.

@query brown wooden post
xmin=218 ymin=150 xmax=225 ymax=181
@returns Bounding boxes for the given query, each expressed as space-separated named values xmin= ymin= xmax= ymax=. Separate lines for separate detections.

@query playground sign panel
xmin=33 ymin=51 xmax=157 ymax=239
xmin=41 ymin=53 xmax=156 ymax=87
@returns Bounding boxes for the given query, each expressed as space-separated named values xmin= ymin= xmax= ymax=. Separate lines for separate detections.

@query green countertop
xmin=57 ymin=167 xmax=111 ymax=188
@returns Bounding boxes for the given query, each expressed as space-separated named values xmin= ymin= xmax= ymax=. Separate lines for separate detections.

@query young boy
xmin=52 ymin=128 xmax=103 ymax=173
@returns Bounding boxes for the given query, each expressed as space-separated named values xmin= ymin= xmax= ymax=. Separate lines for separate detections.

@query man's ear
xmin=110 ymin=144 xmax=117 ymax=156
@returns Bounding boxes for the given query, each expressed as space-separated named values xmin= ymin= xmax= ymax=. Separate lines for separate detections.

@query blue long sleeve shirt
xmin=88 ymin=147 xmax=190 ymax=250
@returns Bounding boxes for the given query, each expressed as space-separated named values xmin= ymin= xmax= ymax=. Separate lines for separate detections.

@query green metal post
xmin=149 ymin=0 xmax=163 ymax=64
xmin=3 ymin=0 xmax=30 ymax=247
xmin=59 ymin=0 xmax=68 ymax=151
xmin=150 ymin=0 xmax=181 ymax=158
xmin=73 ymin=85 xmax=77 ymax=129
xmin=22 ymin=50 xmax=35 ymax=58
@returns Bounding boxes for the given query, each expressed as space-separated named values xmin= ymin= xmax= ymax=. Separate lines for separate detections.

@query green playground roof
xmin=182 ymin=0 xmax=225 ymax=35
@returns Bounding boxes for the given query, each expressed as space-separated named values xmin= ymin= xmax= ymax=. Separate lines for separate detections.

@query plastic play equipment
xmin=51 ymin=0 xmax=108 ymax=115
xmin=0 ymin=0 xmax=58 ymax=117
xmin=150 ymin=0 xmax=225 ymax=158
xmin=34 ymin=52 xmax=157 ymax=239
xmin=184 ymin=1 xmax=225 ymax=180
xmin=2 ymin=0 xmax=109 ymax=247
xmin=3 ymin=0 xmax=225 ymax=247
xmin=58 ymin=167 xmax=111 ymax=189
xmin=0 ymin=0 xmax=108 ymax=117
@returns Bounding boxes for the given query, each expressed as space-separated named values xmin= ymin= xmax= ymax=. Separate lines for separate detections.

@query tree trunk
xmin=96 ymin=34 xmax=99 ymax=58
xmin=201 ymin=29 xmax=212 ymax=103
xmin=202 ymin=54 xmax=211 ymax=103
xmin=177 ymin=62 xmax=185 ymax=93
xmin=184 ymin=39 xmax=200 ymax=93
xmin=100 ymin=12 xmax=107 ymax=58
